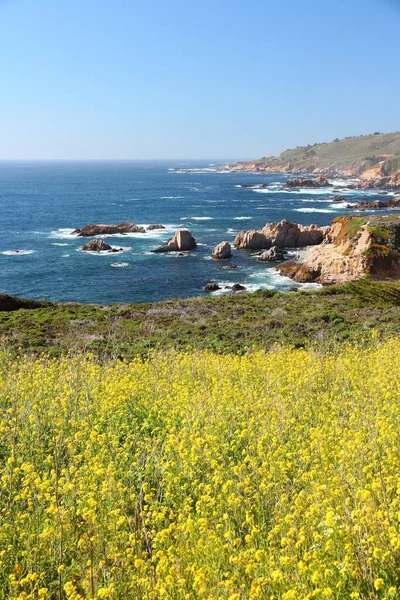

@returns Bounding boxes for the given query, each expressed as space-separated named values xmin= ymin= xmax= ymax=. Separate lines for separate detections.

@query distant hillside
xmin=226 ymin=131 xmax=400 ymax=188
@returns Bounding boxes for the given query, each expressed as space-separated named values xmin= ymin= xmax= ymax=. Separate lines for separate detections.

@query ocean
xmin=0 ymin=160 xmax=392 ymax=304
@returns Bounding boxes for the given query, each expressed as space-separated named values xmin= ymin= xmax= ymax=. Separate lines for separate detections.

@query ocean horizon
xmin=0 ymin=160 xmax=393 ymax=304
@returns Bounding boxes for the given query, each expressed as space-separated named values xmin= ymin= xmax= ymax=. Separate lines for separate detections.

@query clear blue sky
xmin=0 ymin=0 xmax=399 ymax=159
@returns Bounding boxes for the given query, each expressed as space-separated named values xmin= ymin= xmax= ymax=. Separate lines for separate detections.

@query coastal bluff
xmin=221 ymin=131 xmax=400 ymax=189
xmin=278 ymin=215 xmax=400 ymax=284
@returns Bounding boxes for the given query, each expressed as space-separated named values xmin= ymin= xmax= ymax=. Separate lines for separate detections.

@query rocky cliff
xmin=278 ymin=215 xmax=400 ymax=284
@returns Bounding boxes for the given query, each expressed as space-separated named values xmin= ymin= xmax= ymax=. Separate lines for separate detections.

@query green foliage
xmin=2 ymin=281 xmax=400 ymax=358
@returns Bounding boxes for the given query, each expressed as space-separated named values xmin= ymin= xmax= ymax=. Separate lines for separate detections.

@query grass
xmin=2 ymin=280 xmax=400 ymax=358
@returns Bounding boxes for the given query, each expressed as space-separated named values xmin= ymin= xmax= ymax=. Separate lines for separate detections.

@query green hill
xmin=230 ymin=132 xmax=400 ymax=183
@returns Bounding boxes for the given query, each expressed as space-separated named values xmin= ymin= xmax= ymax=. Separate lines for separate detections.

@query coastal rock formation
xmin=212 ymin=241 xmax=232 ymax=259
xmin=331 ymin=195 xmax=346 ymax=202
xmin=82 ymin=240 xmax=113 ymax=252
xmin=278 ymin=214 xmax=400 ymax=284
xmin=234 ymin=219 xmax=328 ymax=250
xmin=285 ymin=176 xmax=332 ymax=188
xmin=351 ymin=197 xmax=400 ymax=210
xmin=82 ymin=240 xmax=123 ymax=253
xmin=203 ymin=282 xmax=221 ymax=292
xmin=146 ymin=224 xmax=166 ymax=231
xmin=152 ymin=229 xmax=197 ymax=253
xmin=258 ymin=246 xmax=286 ymax=262
xmin=72 ymin=223 xmax=146 ymax=236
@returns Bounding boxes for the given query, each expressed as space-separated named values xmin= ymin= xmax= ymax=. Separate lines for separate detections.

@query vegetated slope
xmin=1 ymin=341 xmax=400 ymax=598
xmin=230 ymin=132 xmax=400 ymax=181
xmin=278 ymin=131 xmax=400 ymax=172
xmin=2 ymin=280 xmax=400 ymax=356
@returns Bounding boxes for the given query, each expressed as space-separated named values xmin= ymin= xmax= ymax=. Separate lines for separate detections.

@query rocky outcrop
xmin=203 ymin=282 xmax=221 ymax=292
xmin=285 ymin=176 xmax=332 ymax=188
xmin=152 ymin=229 xmax=197 ymax=253
xmin=351 ymin=197 xmax=400 ymax=210
xmin=212 ymin=241 xmax=232 ymax=259
xmin=331 ymin=195 xmax=346 ymax=202
xmin=82 ymin=240 xmax=123 ymax=253
xmin=278 ymin=214 xmax=400 ymax=284
xmin=147 ymin=224 xmax=166 ymax=231
xmin=258 ymin=246 xmax=286 ymax=262
xmin=72 ymin=223 xmax=146 ymax=236
xmin=234 ymin=219 xmax=328 ymax=250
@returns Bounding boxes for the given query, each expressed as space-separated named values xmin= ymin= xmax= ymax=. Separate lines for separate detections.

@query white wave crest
xmin=234 ymin=216 xmax=253 ymax=220
xmin=295 ymin=208 xmax=335 ymax=213
xmin=1 ymin=249 xmax=36 ymax=256
xmin=180 ymin=216 xmax=214 ymax=221
xmin=50 ymin=228 xmax=76 ymax=239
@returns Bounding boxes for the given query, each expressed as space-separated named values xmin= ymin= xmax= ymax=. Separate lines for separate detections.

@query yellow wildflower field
xmin=1 ymin=340 xmax=400 ymax=599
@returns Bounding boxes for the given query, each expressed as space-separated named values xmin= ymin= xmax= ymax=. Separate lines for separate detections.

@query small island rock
xmin=82 ymin=240 xmax=113 ymax=252
xmin=212 ymin=241 xmax=232 ymax=259
xmin=73 ymin=222 xmax=145 ymax=236
xmin=147 ymin=224 xmax=166 ymax=231
xmin=203 ymin=282 xmax=221 ymax=292
xmin=152 ymin=229 xmax=197 ymax=253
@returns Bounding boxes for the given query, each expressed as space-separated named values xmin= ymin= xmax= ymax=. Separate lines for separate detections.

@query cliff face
xmin=278 ymin=215 xmax=400 ymax=284
xmin=224 ymin=132 xmax=400 ymax=188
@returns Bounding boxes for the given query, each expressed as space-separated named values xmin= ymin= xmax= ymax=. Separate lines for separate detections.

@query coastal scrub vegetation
xmin=2 ymin=280 xmax=400 ymax=357
xmin=2 ymin=339 xmax=400 ymax=598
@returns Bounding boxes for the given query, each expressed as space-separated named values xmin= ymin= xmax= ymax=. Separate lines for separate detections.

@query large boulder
xmin=212 ymin=241 xmax=232 ymax=259
xmin=152 ymin=229 xmax=197 ymax=253
xmin=72 ymin=222 xmax=146 ymax=236
xmin=82 ymin=240 xmax=113 ymax=252
xmin=234 ymin=219 xmax=328 ymax=250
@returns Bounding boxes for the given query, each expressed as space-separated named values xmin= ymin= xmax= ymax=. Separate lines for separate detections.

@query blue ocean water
xmin=0 ymin=160 xmax=392 ymax=304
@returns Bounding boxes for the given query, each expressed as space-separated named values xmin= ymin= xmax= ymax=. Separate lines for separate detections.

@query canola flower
xmin=1 ymin=340 xmax=400 ymax=599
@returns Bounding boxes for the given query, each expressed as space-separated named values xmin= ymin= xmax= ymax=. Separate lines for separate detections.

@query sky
xmin=0 ymin=0 xmax=399 ymax=160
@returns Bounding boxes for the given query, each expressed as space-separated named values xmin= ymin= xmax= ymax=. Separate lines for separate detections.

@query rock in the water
xmin=146 ymin=224 xmax=166 ymax=231
xmin=212 ymin=241 xmax=232 ymax=259
xmin=258 ymin=246 xmax=286 ymax=262
xmin=152 ymin=229 xmax=197 ymax=253
xmin=82 ymin=240 xmax=113 ymax=252
xmin=224 ymin=264 xmax=238 ymax=269
xmin=73 ymin=222 xmax=146 ymax=236
xmin=231 ymin=283 xmax=246 ymax=291
xmin=285 ymin=177 xmax=332 ymax=188
xmin=351 ymin=197 xmax=400 ymax=210
xmin=203 ymin=282 xmax=221 ymax=292
xmin=331 ymin=195 xmax=346 ymax=202
xmin=234 ymin=219 xmax=328 ymax=250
